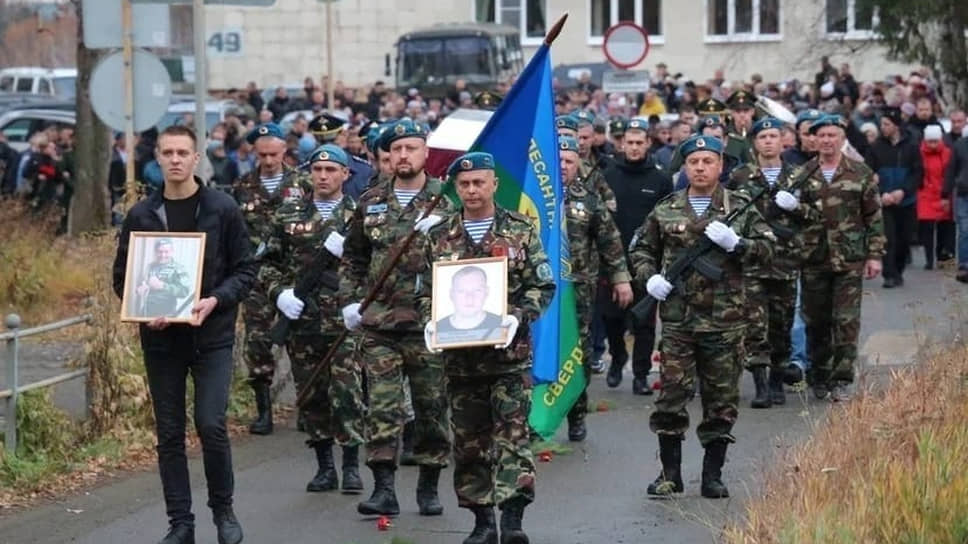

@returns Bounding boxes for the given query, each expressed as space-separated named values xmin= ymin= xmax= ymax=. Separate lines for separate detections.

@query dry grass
xmin=725 ymin=345 xmax=968 ymax=544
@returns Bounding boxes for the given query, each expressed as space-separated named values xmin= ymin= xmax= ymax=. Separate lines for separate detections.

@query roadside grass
xmin=724 ymin=342 xmax=968 ymax=544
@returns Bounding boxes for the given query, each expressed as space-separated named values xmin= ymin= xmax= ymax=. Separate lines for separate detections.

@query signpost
xmin=602 ymin=70 xmax=651 ymax=93
xmin=601 ymin=22 xmax=650 ymax=99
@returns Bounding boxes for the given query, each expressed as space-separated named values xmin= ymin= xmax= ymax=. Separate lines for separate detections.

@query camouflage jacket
xmin=338 ymin=176 xmax=455 ymax=332
xmin=232 ymin=165 xmax=313 ymax=250
xmin=417 ymin=206 xmax=556 ymax=376
xmin=564 ymin=180 xmax=630 ymax=289
xmin=580 ymin=158 xmax=617 ymax=213
xmin=726 ymin=162 xmax=821 ymax=280
xmin=259 ymin=194 xmax=357 ymax=333
xmin=140 ymin=260 xmax=191 ymax=315
xmin=629 ymin=184 xmax=775 ymax=332
xmin=798 ymin=156 xmax=886 ymax=272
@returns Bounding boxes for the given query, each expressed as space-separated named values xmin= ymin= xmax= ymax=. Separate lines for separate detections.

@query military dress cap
xmin=679 ymin=134 xmax=724 ymax=157
xmin=608 ymin=116 xmax=628 ymax=135
xmin=571 ymin=109 xmax=595 ymax=126
xmin=474 ymin=90 xmax=503 ymax=110
xmin=558 ymin=135 xmax=580 ymax=154
xmin=245 ymin=122 xmax=285 ymax=144
xmin=308 ymin=113 xmax=346 ymax=142
xmin=556 ymin=114 xmax=579 ymax=132
xmin=447 ymin=151 xmax=495 ymax=178
xmin=808 ymin=114 xmax=848 ymax=134
xmin=626 ymin=117 xmax=649 ymax=133
xmin=155 ymin=237 xmax=174 ymax=249
xmin=697 ymin=114 xmax=726 ymax=131
xmin=751 ymin=116 xmax=784 ymax=136
xmin=795 ymin=108 xmax=824 ymax=128
xmin=696 ymin=98 xmax=728 ymax=114
xmin=379 ymin=117 xmax=429 ymax=151
xmin=309 ymin=143 xmax=348 ymax=167
xmin=727 ymin=90 xmax=756 ymax=110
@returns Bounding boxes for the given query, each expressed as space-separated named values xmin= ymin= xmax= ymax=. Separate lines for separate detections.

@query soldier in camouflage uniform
xmin=629 ymin=134 xmax=774 ymax=499
xmin=135 ymin=238 xmax=190 ymax=317
xmin=726 ymin=90 xmax=757 ymax=142
xmin=726 ymin=117 xmax=822 ymax=408
xmin=561 ymin=112 xmax=618 ymax=213
xmin=668 ymin=99 xmax=755 ymax=175
xmin=233 ymin=122 xmax=313 ymax=435
xmin=557 ymin=136 xmax=633 ymax=442
xmin=799 ymin=115 xmax=885 ymax=402
xmin=418 ymin=152 xmax=555 ymax=544
xmin=338 ymin=118 xmax=453 ymax=517
xmin=259 ymin=144 xmax=365 ymax=495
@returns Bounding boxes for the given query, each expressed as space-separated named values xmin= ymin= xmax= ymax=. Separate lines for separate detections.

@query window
xmin=0 ymin=76 xmax=13 ymax=92
xmin=826 ymin=0 xmax=877 ymax=37
xmin=705 ymin=0 xmax=781 ymax=41
xmin=15 ymin=77 xmax=33 ymax=93
xmin=475 ymin=0 xmax=547 ymax=45
xmin=1 ymin=118 xmax=33 ymax=143
xmin=588 ymin=0 xmax=663 ymax=44
xmin=38 ymin=78 xmax=51 ymax=95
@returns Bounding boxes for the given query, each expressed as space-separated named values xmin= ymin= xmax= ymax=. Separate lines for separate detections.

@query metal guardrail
xmin=2 ymin=312 xmax=93 ymax=454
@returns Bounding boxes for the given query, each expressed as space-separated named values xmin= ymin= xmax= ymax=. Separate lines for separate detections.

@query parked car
xmin=0 ymin=108 xmax=75 ymax=152
xmin=156 ymin=100 xmax=236 ymax=134
xmin=0 ymin=67 xmax=77 ymax=101
xmin=260 ymin=84 xmax=308 ymax=108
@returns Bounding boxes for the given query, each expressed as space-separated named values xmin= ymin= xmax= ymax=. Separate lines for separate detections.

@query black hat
xmin=880 ymin=107 xmax=903 ymax=127
xmin=473 ymin=90 xmax=503 ymax=110
xmin=696 ymin=98 xmax=728 ymax=115
xmin=727 ymin=90 xmax=756 ymax=110
xmin=308 ymin=113 xmax=346 ymax=142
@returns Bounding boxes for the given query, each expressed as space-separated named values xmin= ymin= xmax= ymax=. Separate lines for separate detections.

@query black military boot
xmin=158 ymin=524 xmax=194 ymax=544
xmin=399 ymin=420 xmax=417 ymax=466
xmin=700 ymin=439 xmax=730 ymax=499
xmin=248 ymin=380 xmax=273 ymax=435
xmin=499 ymin=497 xmax=529 ymax=544
xmin=306 ymin=440 xmax=338 ymax=492
xmin=606 ymin=359 xmax=624 ymax=388
xmin=341 ymin=445 xmax=364 ymax=494
xmin=750 ymin=367 xmax=772 ymax=409
xmin=464 ymin=506 xmax=498 ymax=544
xmin=212 ymin=506 xmax=243 ymax=544
xmin=416 ymin=465 xmax=444 ymax=516
xmin=357 ymin=463 xmax=400 ymax=516
xmin=647 ymin=434 xmax=684 ymax=496
xmin=769 ymin=368 xmax=786 ymax=405
xmin=567 ymin=414 xmax=587 ymax=442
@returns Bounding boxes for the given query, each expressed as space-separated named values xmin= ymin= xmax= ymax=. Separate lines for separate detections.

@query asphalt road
xmin=0 ymin=252 xmax=961 ymax=544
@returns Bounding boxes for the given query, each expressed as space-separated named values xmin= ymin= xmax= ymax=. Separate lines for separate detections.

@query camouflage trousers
xmin=801 ymin=266 xmax=862 ymax=385
xmin=449 ymin=371 xmax=535 ymax=509
xmin=287 ymin=328 xmax=367 ymax=447
xmin=567 ymin=283 xmax=594 ymax=423
xmin=743 ymin=277 xmax=797 ymax=371
xmin=242 ymin=280 xmax=276 ymax=383
xmin=358 ymin=330 xmax=450 ymax=468
xmin=650 ymin=327 xmax=743 ymax=447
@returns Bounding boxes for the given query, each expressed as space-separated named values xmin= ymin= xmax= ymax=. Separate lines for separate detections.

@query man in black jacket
xmin=600 ymin=119 xmax=673 ymax=394
xmin=943 ymin=134 xmax=968 ymax=282
xmin=113 ymin=125 xmax=255 ymax=544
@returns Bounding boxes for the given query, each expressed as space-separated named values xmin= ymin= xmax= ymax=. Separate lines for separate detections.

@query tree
xmin=861 ymin=0 xmax=968 ymax=109
xmin=69 ymin=0 xmax=111 ymax=234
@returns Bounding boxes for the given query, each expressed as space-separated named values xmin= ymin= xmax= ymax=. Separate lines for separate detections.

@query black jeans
xmin=602 ymin=310 xmax=656 ymax=380
xmin=142 ymin=330 xmax=235 ymax=527
xmin=882 ymin=205 xmax=915 ymax=280
xmin=918 ymin=219 xmax=956 ymax=266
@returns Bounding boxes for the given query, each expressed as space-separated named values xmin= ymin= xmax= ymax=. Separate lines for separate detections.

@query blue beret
xmin=751 ymin=117 xmax=784 ymax=136
xmin=246 ymin=122 xmax=284 ymax=144
xmin=795 ymin=109 xmax=824 ymax=128
xmin=808 ymin=114 xmax=848 ymax=134
xmin=571 ymin=109 xmax=595 ymax=126
xmin=679 ymin=134 xmax=724 ymax=158
xmin=380 ymin=118 xmax=428 ymax=151
xmin=447 ymin=152 xmax=495 ymax=178
xmin=558 ymin=136 xmax=580 ymax=154
xmin=556 ymin=115 xmax=579 ymax=132
xmin=365 ymin=124 xmax=389 ymax=154
xmin=697 ymin=114 xmax=726 ymax=131
xmin=626 ymin=117 xmax=649 ymax=133
xmin=309 ymin=144 xmax=348 ymax=167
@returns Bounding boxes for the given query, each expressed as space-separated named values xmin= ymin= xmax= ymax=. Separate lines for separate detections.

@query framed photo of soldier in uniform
xmin=120 ymin=232 xmax=206 ymax=323
xmin=431 ymin=256 xmax=509 ymax=350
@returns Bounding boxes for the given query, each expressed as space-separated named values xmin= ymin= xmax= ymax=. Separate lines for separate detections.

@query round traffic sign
xmin=602 ymin=22 xmax=650 ymax=70
xmin=90 ymin=49 xmax=172 ymax=133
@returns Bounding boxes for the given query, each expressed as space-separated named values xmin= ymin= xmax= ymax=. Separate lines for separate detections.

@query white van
xmin=0 ymin=67 xmax=78 ymax=101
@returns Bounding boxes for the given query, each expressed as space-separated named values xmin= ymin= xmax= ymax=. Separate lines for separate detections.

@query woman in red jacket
xmin=917 ymin=125 xmax=955 ymax=269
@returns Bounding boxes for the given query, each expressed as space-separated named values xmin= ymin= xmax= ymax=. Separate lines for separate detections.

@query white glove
xmin=646 ymin=274 xmax=673 ymax=301
xmin=704 ymin=220 xmax=741 ymax=252
xmin=275 ymin=288 xmax=304 ymax=320
xmin=423 ymin=321 xmax=441 ymax=353
xmin=496 ymin=315 xmax=520 ymax=350
xmin=413 ymin=213 xmax=444 ymax=234
xmin=324 ymin=231 xmax=345 ymax=258
xmin=341 ymin=302 xmax=363 ymax=331
xmin=774 ymin=190 xmax=799 ymax=211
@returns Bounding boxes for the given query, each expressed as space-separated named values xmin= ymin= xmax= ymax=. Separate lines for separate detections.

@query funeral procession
xmin=1 ymin=0 xmax=968 ymax=543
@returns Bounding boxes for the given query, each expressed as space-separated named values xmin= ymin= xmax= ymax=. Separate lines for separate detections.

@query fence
xmin=1 ymin=312 xmax=93 ymax=454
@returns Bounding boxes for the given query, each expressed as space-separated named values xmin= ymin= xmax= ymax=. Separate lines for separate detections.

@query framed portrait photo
xmin=431 ymin=256 xmax=509 ymax=350
xmin=120 ymin=232 xmax=206 ymax=323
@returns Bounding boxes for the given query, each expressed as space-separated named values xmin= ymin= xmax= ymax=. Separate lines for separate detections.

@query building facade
xmin=203 ymin=0 xmax=915 ymax=90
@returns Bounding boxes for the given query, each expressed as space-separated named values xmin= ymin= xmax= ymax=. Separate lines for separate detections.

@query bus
xmin=392 ymin=23 xmax=524 ymax=98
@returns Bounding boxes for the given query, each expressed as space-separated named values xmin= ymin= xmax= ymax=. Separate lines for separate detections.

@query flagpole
xmin=544 ymin=13 xmax=568 ymax=46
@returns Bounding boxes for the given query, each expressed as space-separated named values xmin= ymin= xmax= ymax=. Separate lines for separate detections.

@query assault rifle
xmin=268 ymin=239 xmax=341 ymax=346
xmin=628 ymin=162 xmax=820 ymax=329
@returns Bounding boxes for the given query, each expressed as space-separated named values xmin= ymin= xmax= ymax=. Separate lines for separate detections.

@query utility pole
xmin=193 ymin=0 xmax=207 ymax=152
